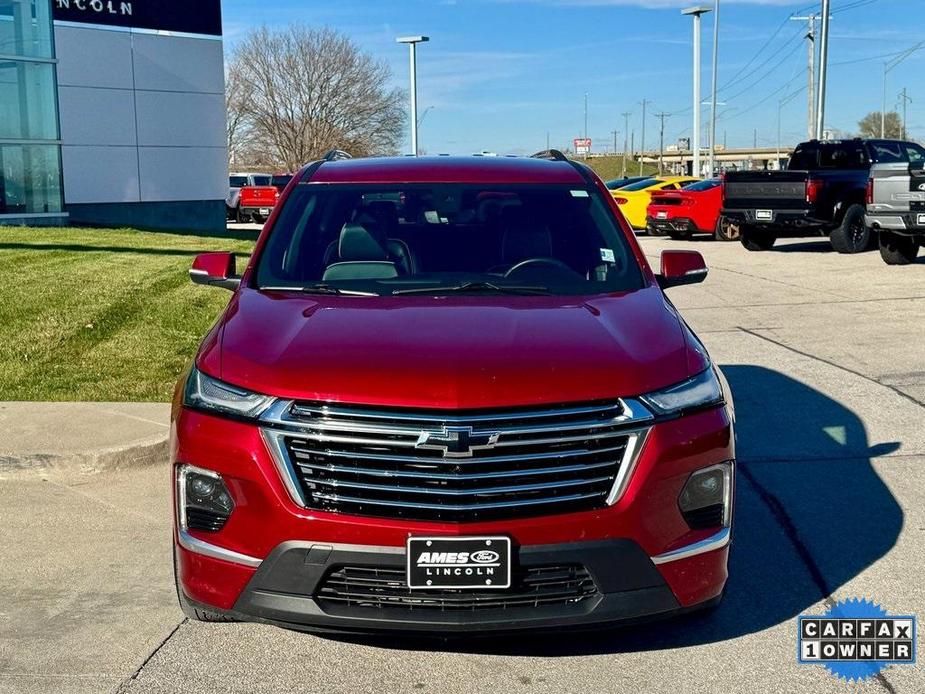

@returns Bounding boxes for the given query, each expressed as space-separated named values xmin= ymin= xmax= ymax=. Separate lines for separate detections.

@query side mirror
xmin=657 ymin=250 xmax=708 ymax=289
xmin=190 ymin=252 xmax=240 ymax=291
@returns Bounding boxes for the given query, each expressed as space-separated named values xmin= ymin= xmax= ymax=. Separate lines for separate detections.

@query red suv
xmin=173 ymin=151 xmax=735 ymax=634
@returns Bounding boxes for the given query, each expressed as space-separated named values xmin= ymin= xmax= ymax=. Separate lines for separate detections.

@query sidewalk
xmin=0 ymin=402 xmax=170 ymax=475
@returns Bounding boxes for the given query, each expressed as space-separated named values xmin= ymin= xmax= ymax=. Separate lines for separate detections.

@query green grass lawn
xmin=0 ymin=227 xmax=255 ymax=402
xmin=580 ymin=155 xmax=659 ymax=182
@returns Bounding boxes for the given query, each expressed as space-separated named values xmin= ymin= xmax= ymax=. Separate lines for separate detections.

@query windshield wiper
xmin=392 ymin=281 xmax=551 ymax=296
xmin=261 ymin=284 xmax=377 ymax=296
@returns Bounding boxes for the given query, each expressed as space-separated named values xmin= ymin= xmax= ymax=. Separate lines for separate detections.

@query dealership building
xmin=1 ymin=0 xmax=228 ymax=232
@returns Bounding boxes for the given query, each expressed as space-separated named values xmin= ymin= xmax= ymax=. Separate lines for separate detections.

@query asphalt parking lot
xmin=1 ymin=235 xmax=923 ymax=694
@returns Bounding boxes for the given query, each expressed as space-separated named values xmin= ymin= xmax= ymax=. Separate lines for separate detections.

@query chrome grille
xmin=261 ymin=400 xmax=651 ymax=522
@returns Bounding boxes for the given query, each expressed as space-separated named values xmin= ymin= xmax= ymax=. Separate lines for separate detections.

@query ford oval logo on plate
xmin=471 ymin=550 xmax=500 ymax=564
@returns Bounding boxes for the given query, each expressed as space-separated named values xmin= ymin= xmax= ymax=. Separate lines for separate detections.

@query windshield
xmin=272 ymin=175 xmax=293 ymax=188
xmin=683 ymin=179 xmax=720 ymax=192
xmin=229 ymin=176 xmax=248 ymax=188
xmin=620 ymin=178 xmax=659 ymax=192
xmin=252 ymin=175 xmax=272 ymax=186
xmin=255 ymin=184 xmax=644 ymax=296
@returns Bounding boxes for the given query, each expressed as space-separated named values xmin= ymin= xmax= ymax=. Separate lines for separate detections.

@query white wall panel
xmin=57 ymin=86 xmax=137 ymax=146
xmin=134 ymin=91 xmax=226 ymax=148
xmin=54 ymin=26 xmax=134 ymax=89
xmin=61 ymin=145 xmax=140 ymax=204
xmin=138 ymin=147 xmax=228 ymax=202
xmin=131 ymin=33 xmax=225 ymax=94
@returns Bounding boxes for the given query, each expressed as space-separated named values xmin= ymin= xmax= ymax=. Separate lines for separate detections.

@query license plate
xmin=656 ymin=211 xmax=668 ymax=219
xmin=406 ymin=536 xmax=511 ymax=590
xmin=259 ymin=208 xmax=271 ymax=215
xmin=755 ymin=209 xmax=773 ymax=221
xmin=917 ymin=213 xmax=925 ymax=226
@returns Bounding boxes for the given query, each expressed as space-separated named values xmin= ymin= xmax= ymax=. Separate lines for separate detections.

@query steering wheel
xmin=504 ymin=257 xmax=574 ymax=279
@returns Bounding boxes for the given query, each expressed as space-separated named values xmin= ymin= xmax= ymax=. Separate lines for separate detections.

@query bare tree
xmin=859 ymin=111 xmax=902 ymax=139
xmin=225 ymin=63 xmax=252 ymax=167
xmin=227 ymin=26 xmax=406 ymax=171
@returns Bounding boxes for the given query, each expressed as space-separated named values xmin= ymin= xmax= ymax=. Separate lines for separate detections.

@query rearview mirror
xmin=657 ymin=250 xmax=708 ymax=289
xmin=190 ymin=252 xmax=240 ymax=291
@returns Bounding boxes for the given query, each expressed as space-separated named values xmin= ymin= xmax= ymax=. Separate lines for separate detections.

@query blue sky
xmin=221 ymin=0 xmax=925 ymax=155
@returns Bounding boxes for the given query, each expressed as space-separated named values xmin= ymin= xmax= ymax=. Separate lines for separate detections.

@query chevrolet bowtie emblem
xmin=415 ymin=426 xmax=501 ymax=458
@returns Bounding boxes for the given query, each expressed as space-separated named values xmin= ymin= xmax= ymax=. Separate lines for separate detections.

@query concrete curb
xmin=0 ymin=433 xmax=169 ymax=477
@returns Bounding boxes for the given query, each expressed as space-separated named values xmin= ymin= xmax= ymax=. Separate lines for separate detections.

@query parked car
xmin=723 ymin=138 xmax=924 ymax=253
xmin=173 ymin=151 xmax=735 ymax=634
xmin=271 ymin=173 xmax=294 ymax=194
xmin=646 ymin=179 xmax=739 ymax=241
xmin=865 ymin=146 xmax=925 ymax=264
xmin=227 ymin=173 xmax=278 ymax=224
xmin=605 ymin=176 xmax=650 ymax=191
xmin=613 ymin=176 xmax=700 ymax=230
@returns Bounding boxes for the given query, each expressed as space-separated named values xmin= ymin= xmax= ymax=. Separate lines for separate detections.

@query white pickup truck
xmin=866 ymin=159 xmax=925 ymax=265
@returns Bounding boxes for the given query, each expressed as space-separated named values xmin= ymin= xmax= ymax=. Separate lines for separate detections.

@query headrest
xmin=364 ymin=201 xmax=399 ymax=229
xmin=338 ymin=223 xmax=388 ymax=262
xmin=502 ymin=224 xmax=554 ymax=263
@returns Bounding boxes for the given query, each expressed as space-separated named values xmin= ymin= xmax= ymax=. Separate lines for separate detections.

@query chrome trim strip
xmin=605 ymin=428 xmax=651 ymax=506
xmin=311 ymin=490 xmax=602 ymax=511
xmin=286 ymin=442 xmax=627 ymax=466
xmin=650 ymin=527 xmax=731 ymax=565
xmin=177 ymin=529 xmax=262 ymax=568
xmin=175 ymin=464 xmax=262 ymax=568
xmin=260 ymin=428 xmax=308 ymax=506
xmin=289 ymin=400 xmax=635 ymax=424
xmin=293 ymin=458 xmax=618 ymax=480
xmin=305 ymin=474 xmax=615 ymax=497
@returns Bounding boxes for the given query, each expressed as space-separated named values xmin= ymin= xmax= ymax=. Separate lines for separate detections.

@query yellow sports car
xmin=612 ymin=176 xmax=699 ymax=229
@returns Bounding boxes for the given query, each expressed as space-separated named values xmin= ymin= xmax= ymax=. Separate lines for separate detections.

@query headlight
xmin=640 ymin=367 xmax=723 ymax=416
xmin=183 ymin=366 xmax=275 ymax=419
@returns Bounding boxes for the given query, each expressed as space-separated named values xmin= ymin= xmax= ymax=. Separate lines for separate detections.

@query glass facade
xmin=0 ymin=0 xmax=63 ymax=219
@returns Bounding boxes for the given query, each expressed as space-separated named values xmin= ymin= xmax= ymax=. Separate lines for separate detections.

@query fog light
xmin=178 ymin=465 xmax=234 ymax=533
xmin=679 ymin=463 xmax=732 ymax=529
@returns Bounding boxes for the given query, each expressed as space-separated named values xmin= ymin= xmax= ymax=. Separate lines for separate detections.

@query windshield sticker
xmin=600 ymin=248 xmax=616 ymax=263
xmin=570 ymin=190 xmax=590 ymax=198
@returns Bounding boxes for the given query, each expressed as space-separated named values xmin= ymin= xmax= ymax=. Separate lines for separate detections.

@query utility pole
xmin=899 ymin=88 xmax=912 ymax=139
xmin=621 ymin=111 xmax=631 ymax=178
xmin=815 ymin=0 xmax=831 ymax=139
xmin=882 ymin=41 xmax=925 ymax=137
xmin=791 ymin=14 xmax=817 ymax=140
xmin=639 ymin=99 xmax=650 ymax=176
xmin=655 ymin=112 xmax=669 ymax=175
xmin=753 ymin=129 xmax=757 ymax=149
xmin=708 ymin=0 xmax=720 ymax=178
xmin=611 ymin=129 xmax=619 ymax=155
xmin=546 ymin=131 xmax=550 ymax=150
xmin=630 ymin=131 xmax=635 ymax=175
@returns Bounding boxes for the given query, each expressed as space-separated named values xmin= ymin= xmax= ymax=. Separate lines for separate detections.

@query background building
xmin=0 ymin=0 xmax=227 ymax=232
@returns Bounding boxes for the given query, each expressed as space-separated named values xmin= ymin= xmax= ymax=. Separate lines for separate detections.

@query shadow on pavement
xmin=328 ymin=365 xmax=902 ymax=656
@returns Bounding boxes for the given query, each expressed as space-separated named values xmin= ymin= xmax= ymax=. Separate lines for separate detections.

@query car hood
xmin=207 ymin=286 xmax=700 ymax=409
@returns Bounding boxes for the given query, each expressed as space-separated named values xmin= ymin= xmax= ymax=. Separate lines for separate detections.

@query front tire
xmin=879 ymin=231 xmax=920 ymax=265
xmin=740 ymin=226 xmax=776 ymax=251
xmin=829 ymin=204 xmax=870 ymax=254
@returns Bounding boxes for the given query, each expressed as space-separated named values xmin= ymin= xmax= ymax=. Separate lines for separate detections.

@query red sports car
xmin=647 ymin=179 xmax=739 ymax=241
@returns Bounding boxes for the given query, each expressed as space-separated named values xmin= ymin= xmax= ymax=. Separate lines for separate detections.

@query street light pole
xmin=708 ymin=0 xmax=720 ymax=178
xmin=621 ymin=111 xmax=631 ymax=178
xmin=639 ymin=99 xmax=649 ymax=176
xmin=397 ymin=35 xmax=430 ymax=156
xmin=683 ymin=6 xmax=712 ymax=178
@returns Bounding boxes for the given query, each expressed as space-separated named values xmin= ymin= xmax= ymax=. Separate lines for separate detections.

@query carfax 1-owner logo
xmin=798 ymin=598 xmax=917 ymax=682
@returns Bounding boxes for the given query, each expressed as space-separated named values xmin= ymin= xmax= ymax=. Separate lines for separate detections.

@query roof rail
xmin=322 ymin=149 xmax=353 ymax=162
xmin=531 ymin=149 xmax=569 ymax=162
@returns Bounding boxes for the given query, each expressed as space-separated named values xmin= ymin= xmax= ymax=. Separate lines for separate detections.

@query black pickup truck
xmin=722 ymin=138 xmax=923 ymax=253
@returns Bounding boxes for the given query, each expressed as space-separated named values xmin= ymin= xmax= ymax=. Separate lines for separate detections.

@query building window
xmin=0 ymin=0 xmax=62 ymax=220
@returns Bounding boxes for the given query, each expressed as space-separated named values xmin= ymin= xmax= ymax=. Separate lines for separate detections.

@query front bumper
xmin=177 ymin=535 xmax=729 ymax=634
